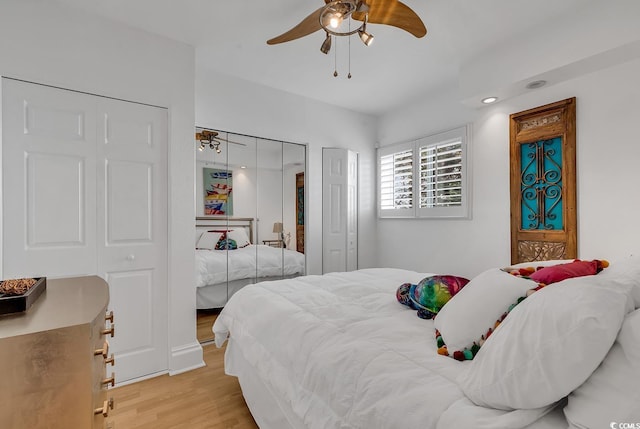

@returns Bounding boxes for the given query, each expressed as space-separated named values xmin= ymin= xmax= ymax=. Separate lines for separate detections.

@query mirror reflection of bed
xmin=194 ymin=127 xmax=306 ymax=344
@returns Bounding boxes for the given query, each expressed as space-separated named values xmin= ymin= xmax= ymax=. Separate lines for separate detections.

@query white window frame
xmin=377 ymin=125 xmax=472 ymax=219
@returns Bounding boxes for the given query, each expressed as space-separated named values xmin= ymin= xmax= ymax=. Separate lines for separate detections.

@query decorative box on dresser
xmin=0 ymin=276 xmax=114 ymax=429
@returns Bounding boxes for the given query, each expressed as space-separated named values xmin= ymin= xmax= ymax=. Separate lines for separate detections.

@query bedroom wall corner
xmin=0 ymin=0 xmax=202 ymax=375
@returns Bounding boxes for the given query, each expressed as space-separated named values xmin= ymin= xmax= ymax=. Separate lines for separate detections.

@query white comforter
xmin=195 ymin=244 xmax=305 ymax=287
xmin=214 ymin=268 xmax=560 ymax=429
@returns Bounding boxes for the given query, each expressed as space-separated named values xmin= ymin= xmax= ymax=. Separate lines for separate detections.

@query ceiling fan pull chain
xmin=348 ymin=18 xmax=352 ymax=79
xmin=333 ymin=35 xmax=338 ymax=77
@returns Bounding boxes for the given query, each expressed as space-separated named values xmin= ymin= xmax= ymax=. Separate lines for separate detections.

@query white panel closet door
xmin=322 ymin=148 xmax=358 ymax=274
xmin=1 ymin=78 xmax=168 ymax=382
xmin=96 ymin=98 xmax=168 ymax=382
xmin=2 ymin=79 xmax=98 ymax=277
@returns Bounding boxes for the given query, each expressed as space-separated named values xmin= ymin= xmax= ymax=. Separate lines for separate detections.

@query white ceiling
xmin=52 ymin=0 xmax=592 ymax=116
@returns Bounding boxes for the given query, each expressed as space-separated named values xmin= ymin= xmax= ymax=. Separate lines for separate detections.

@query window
xmin=378 ymin=125 xmax=471 ymax=219
xmin=379 ymin=143 xmax=414 ymax=212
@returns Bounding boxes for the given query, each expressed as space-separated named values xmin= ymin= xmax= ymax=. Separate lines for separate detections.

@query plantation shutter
xmin=378 ymin=125 xmax=470 ymax=219
xmin=378 ymin=142 xmax=415 ymax=217
xmin=419 ymin=139 xmax=463 ymax=208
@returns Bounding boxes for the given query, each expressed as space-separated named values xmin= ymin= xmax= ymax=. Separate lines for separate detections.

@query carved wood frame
xmin=509 ymin=97 xmax=577 ymax=264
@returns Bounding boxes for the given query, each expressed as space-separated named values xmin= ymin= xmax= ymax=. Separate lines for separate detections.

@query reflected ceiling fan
xmin=267 ymin=0 xmax=427 ymax=54
xmin=196 ymin=129 xmax=246 ymax=153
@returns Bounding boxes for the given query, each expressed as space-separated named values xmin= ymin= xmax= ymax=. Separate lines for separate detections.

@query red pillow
xmin=529 ymin=260 xmax=602 ymax=285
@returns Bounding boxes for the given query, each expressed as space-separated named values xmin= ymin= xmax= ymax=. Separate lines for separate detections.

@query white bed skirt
xmin=197 ymin=274 xmax=305 ymax=309
xmin=226 ymin=338 xmax=301 ymax=429
xmin=196 ymin=279 xmax=256 ymax=309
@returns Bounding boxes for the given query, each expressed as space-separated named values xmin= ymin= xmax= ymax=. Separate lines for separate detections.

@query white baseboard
xmin=113 ymin=370 xmax=168 ymax=388
xmin=169 ymin=341 xmax=205 ymax=376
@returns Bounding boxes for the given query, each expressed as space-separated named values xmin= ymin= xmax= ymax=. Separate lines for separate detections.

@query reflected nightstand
xmin=262 ymin=239 xmax=284 ymax=248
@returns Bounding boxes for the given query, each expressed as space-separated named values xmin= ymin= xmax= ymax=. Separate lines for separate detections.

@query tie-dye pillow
xmin=396 ymin=275 xmax=469 ymax=319
xmin=215 ymin=233 xmax=238 ymax=250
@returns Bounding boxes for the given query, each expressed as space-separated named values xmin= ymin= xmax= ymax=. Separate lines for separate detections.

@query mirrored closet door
xmin=194 ymin=127 xmax=306 ymax=343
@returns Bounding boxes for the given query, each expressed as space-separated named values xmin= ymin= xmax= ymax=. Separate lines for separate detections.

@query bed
xmin=213 ymin=259 xmax=640 ymax=428
xmin=195 ymin=217 xmax=305 ymax=309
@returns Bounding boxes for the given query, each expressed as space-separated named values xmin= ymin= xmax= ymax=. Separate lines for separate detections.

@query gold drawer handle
xmin=94 ymin=341 xmax=109 ymax=359
xmin=102 ymin=373 xmax=115 ymax=388
xmin=94 ymin=397 xmax=114 ymax=417
xmin=105 ymin=353 xmax=115 ymax=366
xmin=105 ymin=311 xmax=114 ymax=323
xmin=101 ymin=324 xmax=115 ymax=337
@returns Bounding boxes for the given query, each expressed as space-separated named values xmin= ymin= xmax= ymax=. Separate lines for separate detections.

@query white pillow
xmin=227 ymin=229 xmax=251 ymax=248
xmin=597 ymin=255 xmax=640 ymax=308
xmin=459 ymin=275 xmax=633 ymax=410
xmin=564 ymin=309 xmax=640 ymax=427
xmin=434 ymin=268 xmax=537 ymax=353
xmin=195 ymin=231 xmax=224 ymax=250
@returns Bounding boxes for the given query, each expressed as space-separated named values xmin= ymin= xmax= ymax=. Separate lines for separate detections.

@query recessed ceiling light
xmin=240 ymin=165 xmax=247 ymax=169
xmin=526 ymin=80 xmax=547 ymax=89
xmin=481 ymin=97 xmax=498 ymax=104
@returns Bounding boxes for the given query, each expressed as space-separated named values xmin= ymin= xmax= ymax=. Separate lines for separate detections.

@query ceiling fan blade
xmin=353 ymin=0 xmax=427 ymax=38
xmin=196 ymin=131 xmax=216 ymax=141
xmin=267 ymin=7 xmax=324 ymax=45
xmin=196 ymin=130 xmax=246 ymax=147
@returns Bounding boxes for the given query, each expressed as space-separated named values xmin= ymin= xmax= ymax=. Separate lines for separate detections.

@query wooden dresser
xmin=0 ymin=276 xmax=114 ymax=429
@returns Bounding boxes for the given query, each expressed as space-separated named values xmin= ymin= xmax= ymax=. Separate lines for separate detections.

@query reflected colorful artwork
xmin=203 ymin=168 xmax=233 ymax=215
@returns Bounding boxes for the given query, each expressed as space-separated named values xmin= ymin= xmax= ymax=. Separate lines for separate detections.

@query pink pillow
xmin=529 ymin=260 xmax=600 ymax=285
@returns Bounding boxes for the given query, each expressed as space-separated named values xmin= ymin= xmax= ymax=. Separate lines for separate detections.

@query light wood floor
xmin=108 ymin=342 xmax=258 ymax=429
xmin=197 ymin=309 xmax=220 ymax=344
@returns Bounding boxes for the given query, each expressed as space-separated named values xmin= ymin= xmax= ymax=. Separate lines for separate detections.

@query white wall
xmin=376 ymin=57 xmax=640 ymax=279
xmin=0 ymin=0 xmax=200 ymax=374
xmin=256 ymin=168 xmax=284 ymax=243
xmin=195 ymin=69 xmax=379 ymax=274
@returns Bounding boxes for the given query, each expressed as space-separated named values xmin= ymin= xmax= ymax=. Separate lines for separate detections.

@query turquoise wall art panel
xmin=520 ymin=137 xmax=563 ymax=230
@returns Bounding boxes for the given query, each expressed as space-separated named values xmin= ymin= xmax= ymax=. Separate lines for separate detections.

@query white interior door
xmin=2 ymin=79 xmax=98 ymax=277
xmin=96 ymin=98 xmax=168 ymax=382
xmin=322 ymin=148 xmax=358 ymax=274
xmin=1 ymin=78 xmax=168 ymax=383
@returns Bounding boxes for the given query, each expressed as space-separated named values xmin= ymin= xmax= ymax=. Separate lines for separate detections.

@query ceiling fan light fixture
xmin=355 ymin=1 xmax=369 ymax=13
xmin=329 ymin=13 xmax=343 ymax=29
xmin=358 ymin=28 xmax=374 ymax=46
xmin=320 ymin=32 xmax=332 ymax=54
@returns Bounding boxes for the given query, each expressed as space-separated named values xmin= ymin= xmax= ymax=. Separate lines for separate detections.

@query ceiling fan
xmin=267 ymin=0 xmax=426 ymax=53
xmin=196 ymin=129 xmax=246 ymax=153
